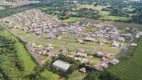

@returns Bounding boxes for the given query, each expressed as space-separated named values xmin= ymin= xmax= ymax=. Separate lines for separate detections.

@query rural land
xmin=0 ymin=0 xmax=142 ymax=80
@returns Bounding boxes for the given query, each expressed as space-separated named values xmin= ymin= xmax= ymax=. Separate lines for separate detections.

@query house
xmin=75 ymin=52 xmax=87 ymax=58
xmin=96 ymin=24 xmax=104 ymax=28
xmin=65 ymin=0 xmax=78 ymax=4
xmin=112 ymin=41 xmax=119 ymax=48
xmin=130 ymin=43 xmax=137 ymax=47
xmin=118 ymin=37 xmax=125 ymax=42
xmin=77 ymin=39 xmax=85 ymax=44
xmin=121 ymin=44 xmax=126 ymax=49
xmin=96 ymin=51 xmax=104 ymax=58
xmin=79 ymin=67 xmax=86 ymax=73
xmin=100 ymin=63 xmax=109 ymax=69
xmin=109 ymin=59 xmax=119 ymax=65
xmin=52 ymin=60 xmax=71 ymax=72
xmin=83 ymin=37 xmax=95 ymax=42
xmin=75 ymin=57 xmax=88 ymax=63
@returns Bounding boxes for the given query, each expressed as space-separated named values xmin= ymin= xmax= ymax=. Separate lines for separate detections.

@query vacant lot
xmin=100 ymin=16 xmax=131 ymax=21
xmin=68 ymin=70 xmax=87 ymax=80
xmin=62 ymin=17 xmax=82 ymax=23
xmin=108 ymin=38 xmax=142 ymax=80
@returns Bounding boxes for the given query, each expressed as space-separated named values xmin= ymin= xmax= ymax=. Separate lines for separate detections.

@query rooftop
xmin=53 ymin=60 xmax=71 ymax=72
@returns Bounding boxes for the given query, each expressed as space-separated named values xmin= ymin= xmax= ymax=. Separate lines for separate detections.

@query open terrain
xmin=108 ymin=38 xmax=142 ymax=80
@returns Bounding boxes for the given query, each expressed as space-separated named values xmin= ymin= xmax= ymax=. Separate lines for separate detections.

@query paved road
xmin=26 ymin=43 xmax=43 ymax=66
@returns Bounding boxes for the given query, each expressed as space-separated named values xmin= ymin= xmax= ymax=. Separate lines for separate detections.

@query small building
xmin=109 ymin=59 xmax=119 ymax=65
xmin=130 ymin=43 xmax=137 ymax=47
xmin=118 ymin=37 xmax=125 ymax=42
xmin=52 ymin=60 xmax=71 ymax=72
xmin=83 ymin=37 xmax=95 ymax=42
xmin=112 ymin=41 xmax=119 ymax=48
xmin=96 ymin=51 xmax=104 ymax=58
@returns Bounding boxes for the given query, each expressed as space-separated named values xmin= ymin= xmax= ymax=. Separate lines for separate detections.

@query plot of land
xmin=68 ymin=70 xmax=87 ymax=80
xmin=77 ymin=4 xmax=107 ymax=11
xmin=62 ymin=17 xmax=82 ymax=23
xmin=108 ymin=38 xmax=142 ymax=80
xmin=100 ymin=16 xmax=132 ymax=21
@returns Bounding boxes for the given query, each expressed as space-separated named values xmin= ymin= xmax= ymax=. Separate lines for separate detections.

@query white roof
xmin=53 ymin=60 xmax=71 ymax=71
xmin=110 ymin=59 xmax=119 ymax=65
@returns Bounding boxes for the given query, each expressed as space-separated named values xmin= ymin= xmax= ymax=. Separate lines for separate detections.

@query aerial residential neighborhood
xmin=0 ymin=0 xmax=142 ymax=80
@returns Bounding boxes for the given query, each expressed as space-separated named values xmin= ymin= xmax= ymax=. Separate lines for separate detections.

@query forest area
xmin=39 ymin=0 xmax=142 ymax=23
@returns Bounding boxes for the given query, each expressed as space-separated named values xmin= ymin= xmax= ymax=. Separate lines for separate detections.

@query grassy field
xmin=62 ymin=17 xmax=82 ymax=23
xmin=41 ymin=70 xmax=59 ymax=80
xmin=100 ymin=16 xmax=132 ymax=21
xmin=77 ymin=4 xmax=107 ymax=11
xmin=100 ymin=11 xmax=110 ymax=16
xmin=108 ymin=38 xmax=142 ymax=80
xmin=68 ymin=70 xmax=87 ymax=80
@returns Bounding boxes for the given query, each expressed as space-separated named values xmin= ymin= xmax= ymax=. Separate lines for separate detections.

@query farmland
xmin=108 ymin=38 xmax=142 ymax=80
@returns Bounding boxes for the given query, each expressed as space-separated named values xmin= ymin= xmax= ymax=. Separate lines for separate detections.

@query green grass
xmin=62 ymin=17 xmax=82 ymax=23
xmin=1 ymin=30 xmax=36 ymax=72
xmin=100 ymin=11 xmax=110 ymax=16
xmin=100 ymin=16 xmax=132 ymax=21
xmin=39 ymin=55 xmax=48 ymax=60
xmin=66 ymin=42 xmax=120 ymax=54
xmin=0 ymin=29 xmax=36 ymax=79
xmin=41 ymin=70 xmax=59 ymax=80
xmin=77 ymin=4 xmax=107 ymax=11
xmin=0 ymin=6 xmax=5 ymax=10
xmin=108 ymin=38 xmax=142 ymax=80
xmin=68 ymin=70 xmax=87 ymax=80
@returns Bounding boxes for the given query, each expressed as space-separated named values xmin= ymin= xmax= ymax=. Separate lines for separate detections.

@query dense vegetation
xmin=39 ymin=0 xmax=142 ymax=23
xmin=0 ymin=27 xmax=34 ymax=80
xmin=83 ymin=71 xmax=120 ymax=80
xmin=0 ymin=26 xmax=59 ymax=80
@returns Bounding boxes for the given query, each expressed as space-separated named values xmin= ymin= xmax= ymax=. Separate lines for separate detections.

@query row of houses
xmin=28 ymin=42 xmax=54 ymax=56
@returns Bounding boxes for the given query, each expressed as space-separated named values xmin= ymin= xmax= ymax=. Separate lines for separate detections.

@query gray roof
xmin=52 ymin=60 xmax=71 ymax=71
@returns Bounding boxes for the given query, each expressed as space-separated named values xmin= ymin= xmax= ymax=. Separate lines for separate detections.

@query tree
xmin=83 ymin=71 xmax=100 ymax=80
xmin=25 ymin=66 xmax=47 ymax=80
